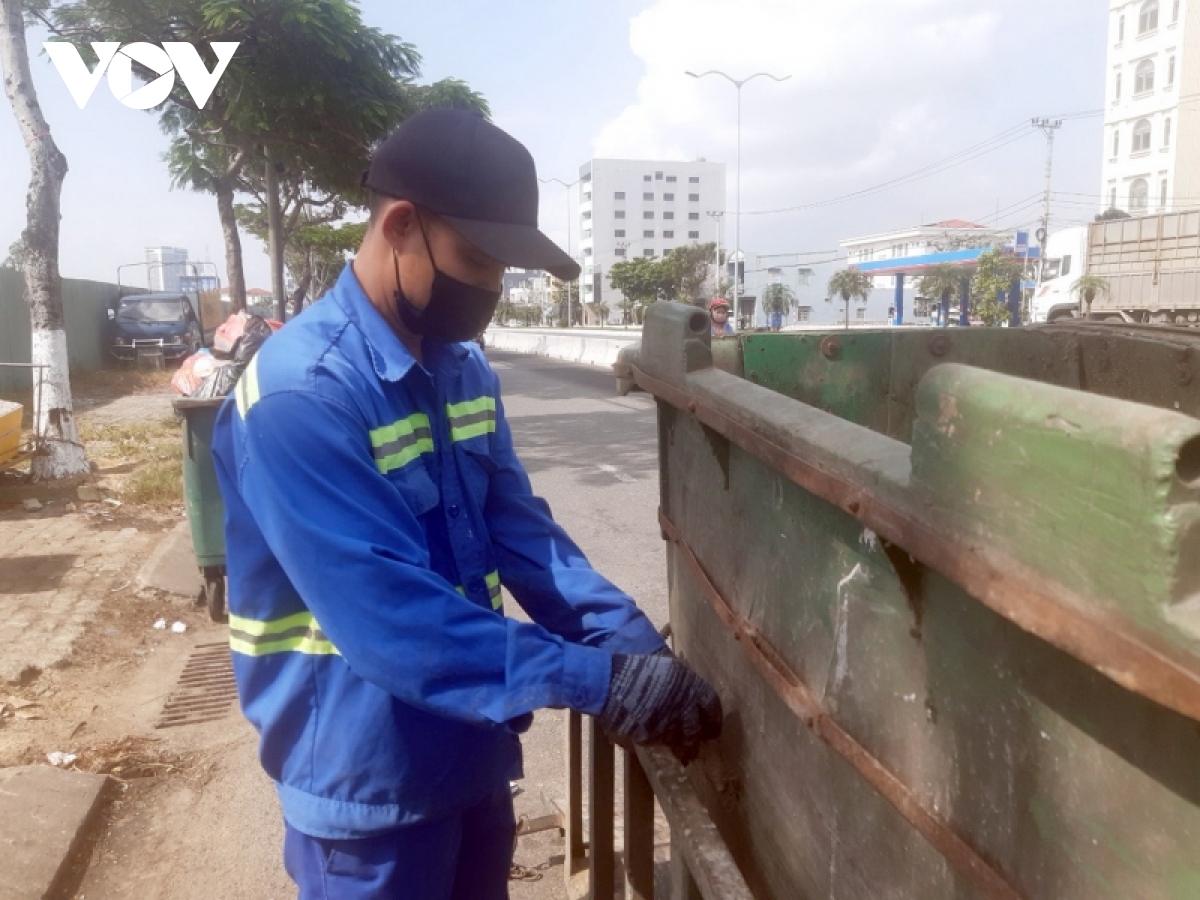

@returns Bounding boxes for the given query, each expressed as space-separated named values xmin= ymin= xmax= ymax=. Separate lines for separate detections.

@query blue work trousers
xmin=283 ymin=785 xmax=515 ymax=899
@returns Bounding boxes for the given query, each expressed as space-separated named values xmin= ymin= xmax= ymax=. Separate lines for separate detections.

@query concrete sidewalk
xmin=0 ymin=765 xmax=111 ymax=900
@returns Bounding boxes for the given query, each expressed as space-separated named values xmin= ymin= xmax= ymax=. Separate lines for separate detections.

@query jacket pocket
xmin=386 ymin=461 xmax=440 ymax=518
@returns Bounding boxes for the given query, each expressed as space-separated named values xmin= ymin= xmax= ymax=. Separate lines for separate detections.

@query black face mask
xmin=392 ymin=218 xmax=501 ymax=344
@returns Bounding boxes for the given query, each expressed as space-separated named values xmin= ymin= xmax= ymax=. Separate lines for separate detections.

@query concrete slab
xmin=137 ymin=520 xmax=203 ymax=599
xmin=0 ymin=765 xmax=111 ymax=900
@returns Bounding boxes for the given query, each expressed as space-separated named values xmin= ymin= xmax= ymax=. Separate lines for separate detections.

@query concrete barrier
xmin=484 ymin=327 xmax=642 ymax=369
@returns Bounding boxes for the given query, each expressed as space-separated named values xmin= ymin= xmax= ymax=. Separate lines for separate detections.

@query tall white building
xmin=145 ymin=246 xmax=189 ymax=292
xmin=1101 ymin=0 xmax=1196 ymax=215
xmin=575 ymin=158 xmax=726 ymax=323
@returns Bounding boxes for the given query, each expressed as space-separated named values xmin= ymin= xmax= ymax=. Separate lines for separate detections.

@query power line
xmin=738 ymin=107 xmax=1105 ymax=219
xmin=741 ymin=125 xmax=1035 ymax=216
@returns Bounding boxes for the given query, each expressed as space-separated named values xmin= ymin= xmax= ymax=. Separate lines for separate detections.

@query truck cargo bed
xmin=626 ymin=307 xmax=1200 ymax=898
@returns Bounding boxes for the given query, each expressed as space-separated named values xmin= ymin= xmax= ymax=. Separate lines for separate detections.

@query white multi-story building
xmin=1101 ymin=0 xmax=1196 ymax=214
xmin=145 ymin=246 xmax=189 ymax=293
xmin=575 ymin=158 xmax=726 ymax=323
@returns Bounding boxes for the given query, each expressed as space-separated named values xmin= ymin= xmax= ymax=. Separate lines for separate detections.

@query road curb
xmin=137 ymin=520 xmax=203 ymax=599
xmin=0 ymin=765 xmax=113 ymax=900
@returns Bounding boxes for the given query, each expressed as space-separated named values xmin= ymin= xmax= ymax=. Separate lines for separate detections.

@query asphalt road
xmin=490 ymin=350 xmax=669 ymax=899
xmin=491 ymin=350 xmax=668 ymax=629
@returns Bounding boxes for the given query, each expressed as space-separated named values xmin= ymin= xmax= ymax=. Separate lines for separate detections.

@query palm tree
xmin=762 ymin=283 xmax=797 ymax=330
xmin=917 ymin=265 xmax=962 ymax=326
xmin=1071 ymin=274 xmax=1111 ymax=321
xmin=594 ymin=302 xmax=611 ymax=326
xmin=827 ymin=268 xmax=874 ymax=330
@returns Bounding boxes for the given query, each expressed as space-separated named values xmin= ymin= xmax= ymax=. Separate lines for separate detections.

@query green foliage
xmin=1071 ymin=274 xmax=1111 ymax=319
xmin=916 ymin=264 xmax=961 ymax=306
xmin=659 ymin=242 xmax=716 ymax=303
xmin=970 ymin=249 xmax=1024 ymax=326
xmin=51 ymin=0 xmax=487 ymax=317
xmin=593 ymin=301 xmax=611 ymax=326
xmin=762 ymin=282 xmax=797 ymax=317
xmin=827 ymin=267 xmax=874 ymax=329
xmin=494 ymin=300 xmax=543 ymax=327
xmin=1095 ymin=208 xmax=1132 ymax=222
xmin=608 ymin=244 xmax=714 ymax=322
xmin=3 ymin=238 xmax=26 ymax=270
xmin=609 ymin=256 xmax=665 ymax=323
xmin=548 ymin=278 xmax=581 ymax=327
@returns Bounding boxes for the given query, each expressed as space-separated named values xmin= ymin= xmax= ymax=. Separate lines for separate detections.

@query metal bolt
xmin=927 ymin=334 xmax=951 ymax=357
xmin=820 ymin=336 xmax=842 ymax=360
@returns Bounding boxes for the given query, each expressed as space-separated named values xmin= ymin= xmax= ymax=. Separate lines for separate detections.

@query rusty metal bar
xmin=633 ymin=361 xmax=1200 ymax=726
xmin=670 ymin=834 xmax=703 ymax=900
xmin=636 ymin=743 xmax=755 ymax=900
xmin=658 ymin=511 xmax=1021 ymax=900
xmin=516 ymin=812 xmax=565 ymax=837
xmin=564 ymin=709 xmax=587 ymax=890
xmin=589 ymin=717 xmax=615 ymax=899
xmin=624 ymin=747 xmax=655 ymax=900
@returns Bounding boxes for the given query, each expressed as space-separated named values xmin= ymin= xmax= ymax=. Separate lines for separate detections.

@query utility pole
xmin=1032 ymin=117 xmax=1062 ymax=289
xmin=539 ymin=177 xmax=580 ymax=327
xmin=686 ymin=70 xmax=790 ymax=327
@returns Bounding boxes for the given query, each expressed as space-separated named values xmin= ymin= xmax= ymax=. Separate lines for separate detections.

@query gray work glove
xmin=596 ymin=653 xmax=723 ymax=762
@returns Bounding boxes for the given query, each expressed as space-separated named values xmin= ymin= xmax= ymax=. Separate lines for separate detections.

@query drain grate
xmin=156 ymin=641 xmax=239 ymax=729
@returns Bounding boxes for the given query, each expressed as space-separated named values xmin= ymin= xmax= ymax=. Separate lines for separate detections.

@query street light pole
xmin=686 ymin=69 xmax=790 ymax=327
xmin=540 ymin=176 xmax=580 ymax=328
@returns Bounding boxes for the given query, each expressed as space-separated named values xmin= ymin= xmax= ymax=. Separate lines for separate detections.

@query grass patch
xmin=80 ymin=416 xmax=183 ymax=508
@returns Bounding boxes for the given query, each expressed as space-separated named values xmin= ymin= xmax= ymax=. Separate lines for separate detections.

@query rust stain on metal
xmin=635 ymin=742 xmax=757 ymax=900
xmin=820 ymin=336 xmax=843 ymax=360
xmin=659 ymin=512 xmax=1023 ymax=900
xmin=633 ymin=362 xmax=1200 ymax=726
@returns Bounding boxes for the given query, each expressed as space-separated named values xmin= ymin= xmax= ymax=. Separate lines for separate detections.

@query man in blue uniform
xmin=211 ymin=107 xmax=722 ymax=899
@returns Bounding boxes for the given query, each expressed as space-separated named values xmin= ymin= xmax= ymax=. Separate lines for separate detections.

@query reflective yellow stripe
xmin=446 ymin=396 xmax=496 ymax=443
xmin=455 ymin=570 xmax=503 ymax=610
xmin=235 ymin=355 xmax=262 ymax=417
xmin=370 ymin=414 xmax=434 ymax=474
xmin=485 ymin=570 xmax=502 ymax=611
xmin=228 ymin=611 xmax=340 ymax=657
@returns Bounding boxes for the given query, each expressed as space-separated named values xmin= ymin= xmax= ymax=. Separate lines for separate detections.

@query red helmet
xmin=709 ymin=297 xmax=730 ymax=312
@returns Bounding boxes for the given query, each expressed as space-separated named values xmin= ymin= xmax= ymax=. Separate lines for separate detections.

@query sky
xmin=0 ymin=0 xmax=1107 ymax=299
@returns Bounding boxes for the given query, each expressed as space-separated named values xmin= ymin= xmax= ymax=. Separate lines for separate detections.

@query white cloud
xmin=592 ymin=0 xmax=1106 ymax=263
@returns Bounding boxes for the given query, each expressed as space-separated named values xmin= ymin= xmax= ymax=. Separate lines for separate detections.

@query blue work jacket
xmin=211 ymin=264 xmax=664 ymax=839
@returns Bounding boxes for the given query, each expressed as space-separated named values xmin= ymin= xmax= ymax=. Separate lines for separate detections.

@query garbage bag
xmin=232 ymin=315 xmax=273 ymax=364
xmin=171 ymin=349 xmax=221 ymax=396
xmin=192 ymin=363 xmax=243 ymax=399
xmin=212 ymin=313 xmax=247 ymax=356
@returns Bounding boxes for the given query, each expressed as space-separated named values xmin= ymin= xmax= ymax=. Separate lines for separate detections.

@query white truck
xmin=1030 ymin=211 xmax=1200 ymax=325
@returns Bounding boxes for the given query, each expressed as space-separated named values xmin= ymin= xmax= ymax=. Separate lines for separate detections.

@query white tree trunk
xmin=30 ymin=328 xmax=87 ymax=478
xmin=0 ymin=0 xmax=90 ymax=479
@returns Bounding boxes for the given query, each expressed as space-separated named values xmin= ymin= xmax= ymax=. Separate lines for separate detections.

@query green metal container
xmin=173 ymin=396 xmax=228 ymax=622
xmin=624 ymin=306 xmax=1200 ymax=899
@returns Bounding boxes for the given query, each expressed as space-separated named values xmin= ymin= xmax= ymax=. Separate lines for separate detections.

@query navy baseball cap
xmin=364 ymin=108 xmax=579 ymax=281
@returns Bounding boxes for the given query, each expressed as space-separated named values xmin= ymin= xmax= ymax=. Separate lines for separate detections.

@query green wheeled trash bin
xmin=173 ymin=397 xmax=229 ymax=623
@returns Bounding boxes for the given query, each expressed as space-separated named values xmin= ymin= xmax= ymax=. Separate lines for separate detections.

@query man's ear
xmin=379 ymin=200 xmax=419 ymax=249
